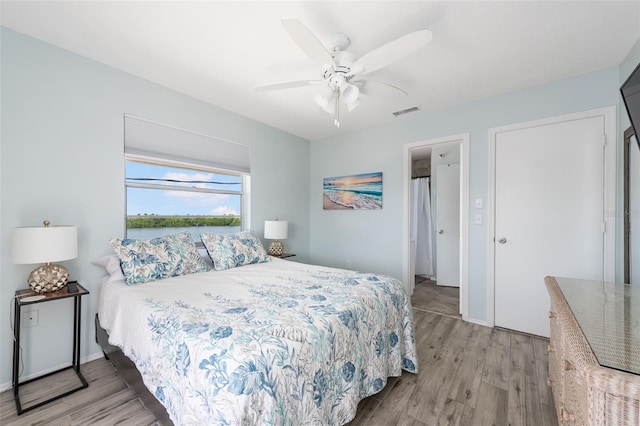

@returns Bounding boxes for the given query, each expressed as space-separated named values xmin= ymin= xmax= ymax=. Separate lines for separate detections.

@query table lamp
xmin=264 ymin=219 xmax=288 ymax=256
xmin=12 ymin=220 xmax=78 ymax=293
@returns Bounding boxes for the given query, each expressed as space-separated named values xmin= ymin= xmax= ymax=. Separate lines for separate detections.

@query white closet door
xmin=494 ymin=115 xmax=605 ymax=337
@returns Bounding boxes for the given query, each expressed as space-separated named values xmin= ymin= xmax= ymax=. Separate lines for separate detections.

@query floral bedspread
xmin=98 ymin=258 xmax=418 ymax=425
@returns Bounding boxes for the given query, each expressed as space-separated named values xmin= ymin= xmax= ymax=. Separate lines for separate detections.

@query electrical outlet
xmin=24 ymin=310 xmax=38 ymax=328
xmin=346 ymin=260 xmax=352 ymax=269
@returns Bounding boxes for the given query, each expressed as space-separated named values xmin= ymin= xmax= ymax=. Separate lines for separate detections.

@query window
xmin=125 ymin=157 xmax=247 ymax=241
xmin=123 ymin=114 xmax=251 ymax=242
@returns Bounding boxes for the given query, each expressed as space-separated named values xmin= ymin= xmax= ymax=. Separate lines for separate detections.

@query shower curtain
xmin=411 ymin=177 xmax=434 ymax=281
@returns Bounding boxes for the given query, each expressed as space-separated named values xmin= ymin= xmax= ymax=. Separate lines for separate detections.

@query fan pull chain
xmin=334 ymin=91 xmax=340 ymax=127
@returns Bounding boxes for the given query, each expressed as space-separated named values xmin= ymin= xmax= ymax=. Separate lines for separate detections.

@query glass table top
xmin=555 ymin=277 xmax=640 ymax=376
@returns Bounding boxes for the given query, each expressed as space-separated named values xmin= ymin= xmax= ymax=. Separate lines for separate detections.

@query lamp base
xmin=28 ymin=263 xmax=69 ymax=293
xmin=268 ymin=241 xmax=284 ymax=257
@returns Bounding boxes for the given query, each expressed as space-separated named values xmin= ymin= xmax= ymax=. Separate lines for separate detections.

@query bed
xmin=96 ymin=232 xmax=418 ymax=425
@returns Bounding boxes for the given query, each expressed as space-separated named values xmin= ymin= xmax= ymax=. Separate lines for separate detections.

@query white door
xmin=494 ymin=115 xmax=605 ymax=337
xmin=436 ymin=163 xmax=460 ymax=287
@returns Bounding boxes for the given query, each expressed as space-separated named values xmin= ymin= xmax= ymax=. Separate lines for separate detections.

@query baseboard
xmin=465 ymin=317 xmax=492 ymax=328
xmin=0 ymin=350 xmax=105 ymax=393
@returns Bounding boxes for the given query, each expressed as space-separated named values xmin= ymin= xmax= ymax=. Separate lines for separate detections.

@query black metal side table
xmin=13 ymin=282 xmax=90 ymax=414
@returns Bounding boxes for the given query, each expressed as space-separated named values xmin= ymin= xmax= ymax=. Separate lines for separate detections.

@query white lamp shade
xmin=340 ymin=83 xmax=359 ymax=104
xmin=12 ymin=225 xmax=78 ymax=264
xmin=314 ymin=86 xmax=334 ymax=109
xmin=264 ymin=220 xmax=288 ymax=240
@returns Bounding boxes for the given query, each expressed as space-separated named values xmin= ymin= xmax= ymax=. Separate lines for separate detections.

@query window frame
xmin=124 ymin=154 xmax=250 ymax=242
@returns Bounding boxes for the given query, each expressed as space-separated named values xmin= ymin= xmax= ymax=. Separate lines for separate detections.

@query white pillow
xmin=92 ymin=255 xmax=126 ymax=283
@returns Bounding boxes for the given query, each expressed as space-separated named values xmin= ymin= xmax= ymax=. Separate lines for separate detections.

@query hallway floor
xmin=412 ymin=276 xmax=461 ymax=318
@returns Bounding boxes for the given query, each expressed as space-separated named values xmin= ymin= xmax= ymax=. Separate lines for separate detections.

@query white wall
xmin=0 ymin=28 xmax=310 ymax=387
xmin=309 ymin=67 xmax=622 ymax=324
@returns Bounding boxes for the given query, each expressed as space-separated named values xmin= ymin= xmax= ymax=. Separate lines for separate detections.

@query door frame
xmin=487 ymin=106 xmax=617 ymax=327
xmin=624 ymin=126 xmax=634 ymax=284
xmin=403 ymin=133 xmax=470 ymax=321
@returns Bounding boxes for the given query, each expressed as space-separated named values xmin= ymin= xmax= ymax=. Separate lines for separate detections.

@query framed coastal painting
xmin=323 ymin=172 xmax=383 ymax=210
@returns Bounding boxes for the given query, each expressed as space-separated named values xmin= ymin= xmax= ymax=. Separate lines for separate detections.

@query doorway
xmin=403 ymin=133 xmax=469 ymax=321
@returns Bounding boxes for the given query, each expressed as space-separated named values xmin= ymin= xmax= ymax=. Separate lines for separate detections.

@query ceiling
xmin=2 ymin=1 xmax=640 ymax=141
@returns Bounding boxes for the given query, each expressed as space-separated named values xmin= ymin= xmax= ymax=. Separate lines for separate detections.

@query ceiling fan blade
xmin=281 ymin=18 xmax=335 ymax=66
xmin=358 ymin=79 xmax=408 ymax=97
xmin=255 ymin=80 xmax=323 ymax=91
xmin=352 ymin=29 xmax=432 ymax=76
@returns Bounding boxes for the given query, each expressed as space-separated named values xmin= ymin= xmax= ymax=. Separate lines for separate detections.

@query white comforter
xmin=99 ymin=258 xmax=418 ymax=425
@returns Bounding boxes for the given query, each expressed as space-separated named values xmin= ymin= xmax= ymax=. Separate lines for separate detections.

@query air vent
xmin=392 ymin=106 xmax=421 ymax=117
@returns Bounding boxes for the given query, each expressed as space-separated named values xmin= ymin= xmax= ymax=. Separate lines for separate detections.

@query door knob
xmin=498 ymin=237 xmax=507 ymax=244
xmin=438 ymin=229 xmax=444 ymax=234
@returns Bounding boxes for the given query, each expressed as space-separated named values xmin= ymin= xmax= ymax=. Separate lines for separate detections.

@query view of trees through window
xmin=125 ymin=159 xmax=244 ymax=241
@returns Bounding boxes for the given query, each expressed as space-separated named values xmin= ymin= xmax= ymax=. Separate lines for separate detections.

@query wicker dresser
xmin=545 ymin=276 xmax=640 ymax=425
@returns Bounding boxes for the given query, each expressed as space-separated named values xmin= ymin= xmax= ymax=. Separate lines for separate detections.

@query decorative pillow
xmin=201 ymin=231 xmax=269 ymax=271
xmin=163 ymin=232 xmax=210 ymax=275
xmin=110 ymin=232 xmax=210 ymax=285
xmin=110 ymin=236 xmax=176 ymax=285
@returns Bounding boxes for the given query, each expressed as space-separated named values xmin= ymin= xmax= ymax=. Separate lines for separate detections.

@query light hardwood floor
xmin=1 ymin=309 xmax=557 ymax=425
xmin=411 ymin=276 xmax=461 ymax=318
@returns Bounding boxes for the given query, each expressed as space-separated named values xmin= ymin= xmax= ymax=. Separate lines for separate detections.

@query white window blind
xmin=124 ymin=114 xmax=250 ymax=174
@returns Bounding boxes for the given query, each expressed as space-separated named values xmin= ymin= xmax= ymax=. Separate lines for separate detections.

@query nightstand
xmin=12 ymin=282 xmax=90 ymax=414
xmin=274 ymin=253 xmax=296 ymax=259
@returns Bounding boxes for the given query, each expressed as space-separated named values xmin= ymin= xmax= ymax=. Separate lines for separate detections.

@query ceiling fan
xmin=256 ymin=18 xmax=433 ymax=127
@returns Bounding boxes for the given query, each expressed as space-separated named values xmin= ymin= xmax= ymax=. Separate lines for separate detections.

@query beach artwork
xmin=323 ymin=172 xmax=383 ymax=210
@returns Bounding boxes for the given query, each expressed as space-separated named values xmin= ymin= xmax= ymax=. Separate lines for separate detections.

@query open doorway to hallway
xmin=410 ymin=142 xmax=461 ymax=318
xmin=403 ymin=133 xmax=469 ymax=320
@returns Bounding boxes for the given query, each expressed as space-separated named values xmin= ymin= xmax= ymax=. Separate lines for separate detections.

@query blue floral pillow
xmin=110 ymin=232 xmax=210 ymax=285
xmin=163 ymin=232 xmax=210 ymax=275
xmin=200 ymin=231 xmax=269 ymax=271
xmin=110 ymin=236 xmax=177 ymax=285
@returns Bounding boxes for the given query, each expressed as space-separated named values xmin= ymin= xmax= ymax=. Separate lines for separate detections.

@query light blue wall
xmin=3 ymin=22 xmax=639 ymax=388
xmin=310 ymin=67 xmax=622 ymax=324
xmin=0 ymin=28 xmax=310 ymax=386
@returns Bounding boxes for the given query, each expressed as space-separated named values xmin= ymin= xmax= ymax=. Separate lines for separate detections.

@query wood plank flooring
xmin=411 ymin=276 xmax=461 ymax=318
xmin=348 ymin=310 xmax=557 ymax=425
xmin=1 ymin=304 xmax=557 ymax=425
xmin=0 ymin=357 xmax=159 ymax=426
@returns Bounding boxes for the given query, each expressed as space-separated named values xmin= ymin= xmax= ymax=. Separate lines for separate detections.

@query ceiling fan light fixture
xmin=314 ymin=86 xmax=334 ymax=108
xmin=314 ymin=94 xmax=329 ymax=108
xmin=320 ymin=63 xmax=335 ymax=79
xmin=340 ymin=83 xmax=359 ymax=104
xmin=347 ymin=63 xmax=365 ymax=77
xmin=262 ymin=18 xmax=429 ymax=129
xmin=321 ymin=100 xmax=336 ymax=114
